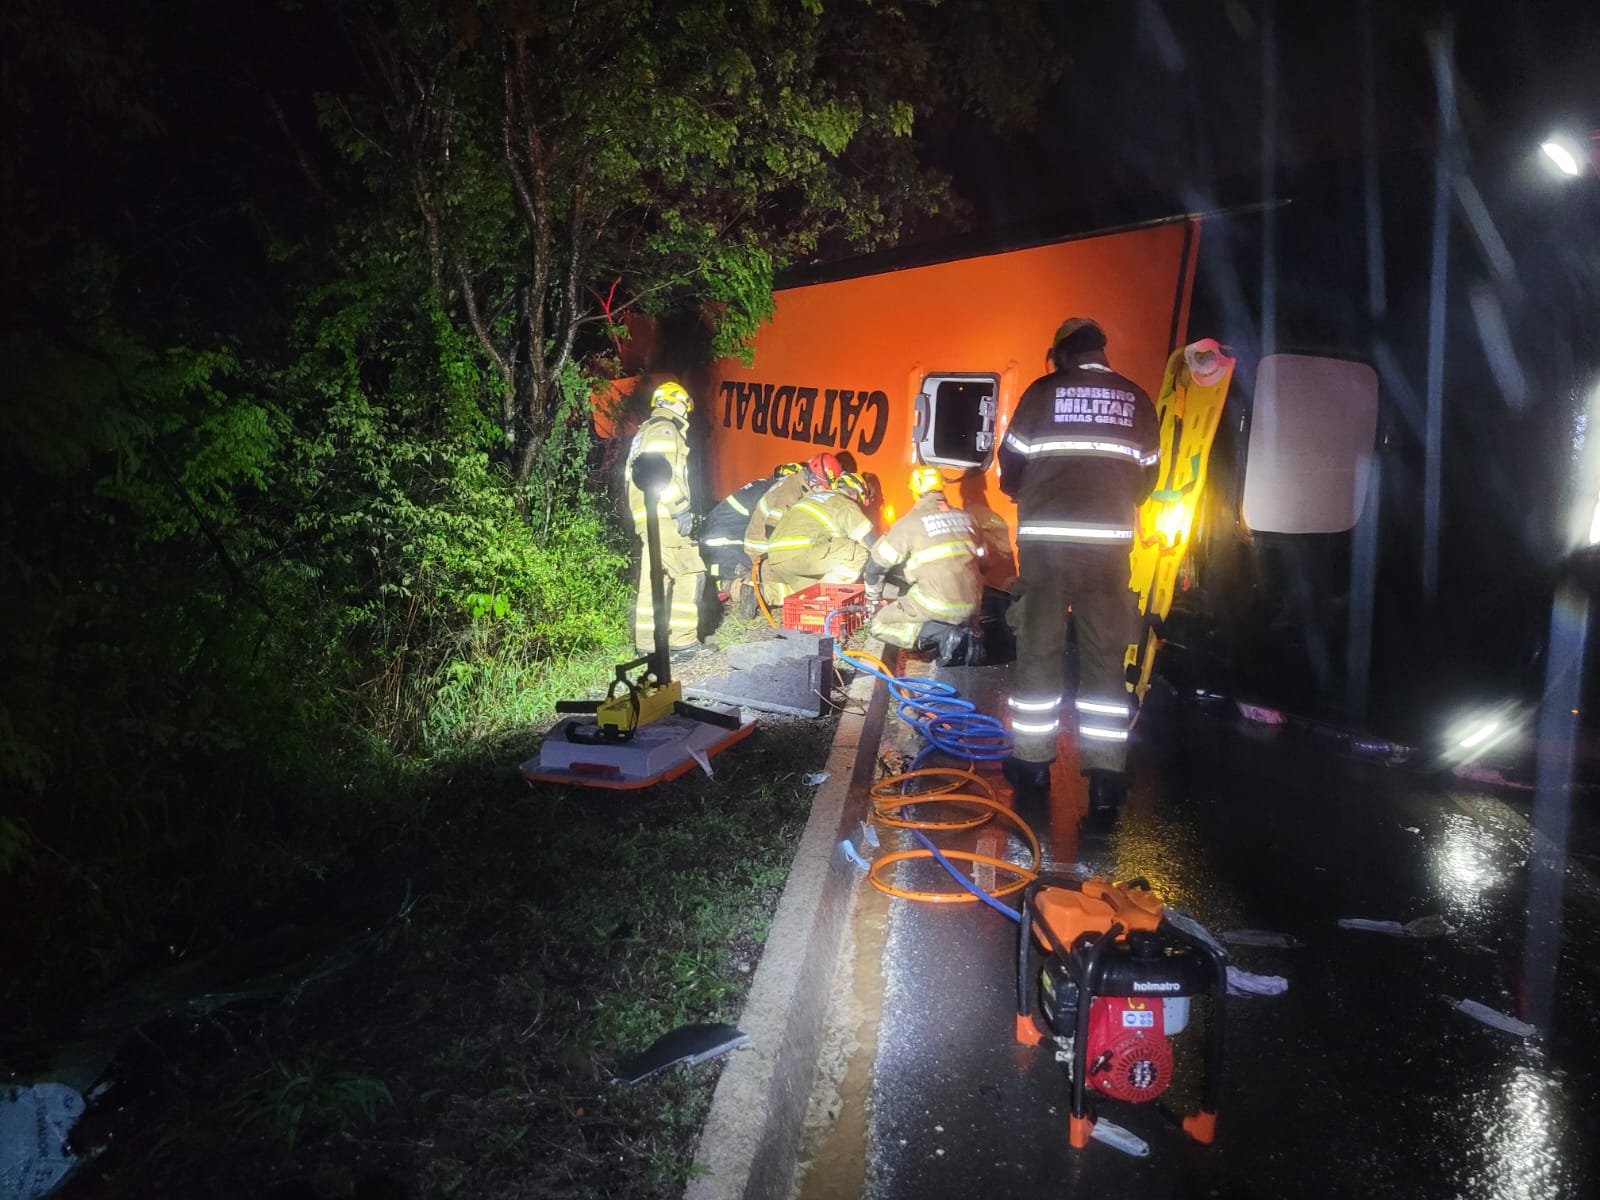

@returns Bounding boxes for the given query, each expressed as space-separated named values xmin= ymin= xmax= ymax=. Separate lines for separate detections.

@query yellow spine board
xmin=1124 ymin=342 xmax=1236 ymax=702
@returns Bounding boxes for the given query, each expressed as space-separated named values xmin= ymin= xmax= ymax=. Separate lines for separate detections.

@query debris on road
xmin=1337 ymin=915 xmax=1451 ymax=938
xmin=612 ymin=1023 xmax=751 ymax=1085
xmin=0 ymin=1082 xmax=83 ymax=1200
xmin=1088 ymin=1119 xmax=1151 ymax=1157
xmin=1448 ymin=998 xmax=1539 ymax=1039
xmin=1237 ymin=702 xmax=1286 ymax=725
xmin=1221 ymin=929 xmax=1303 ymax=949
xmin=1226 ymin=968 xmax=1289 ymax=996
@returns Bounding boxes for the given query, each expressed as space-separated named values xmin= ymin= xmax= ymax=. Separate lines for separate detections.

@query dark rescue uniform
xmin=700 ymin=476 xmax=774 ymax=589
xmin=998 ymin=355 xmax=1160 ymax=773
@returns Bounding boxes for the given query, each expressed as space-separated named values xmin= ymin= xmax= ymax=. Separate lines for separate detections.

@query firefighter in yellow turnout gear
xmin=864 ymin=468 xmax=983 ymax=659
xmin=757 ymin=472 xmax=875 ymax=604
xmin=627 ymin=381 xmax=705 ymax=655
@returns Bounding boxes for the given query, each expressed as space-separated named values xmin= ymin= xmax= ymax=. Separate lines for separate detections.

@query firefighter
xmin=864 ymin=466 xmax=984 ymax=663
xmin=757 ymin=470 xmax=875 ymax=605
xmin=740 ymin=452 xmax=842 ymax=616
xmin=626 ymin=380 xmax=705 ymax=657
xmin=699 ymin=463 xmax=802 ymax=597
xmin=998 ymin=318 xmax=1160 ymax=812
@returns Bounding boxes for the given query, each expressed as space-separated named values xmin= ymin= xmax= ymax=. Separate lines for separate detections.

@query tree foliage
xmin=0 ymin=0 xmax=1052 ymax=1016
xmin=331 ymin=0 xmax=1052 ymax=481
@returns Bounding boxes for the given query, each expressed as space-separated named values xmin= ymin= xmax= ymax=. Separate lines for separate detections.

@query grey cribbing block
xmin=686 ymin=656 xmax=830 ymax=718
xmin=725 ymin=630 xmax=833 ymax=671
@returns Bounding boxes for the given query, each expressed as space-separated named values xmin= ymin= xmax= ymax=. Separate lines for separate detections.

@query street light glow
xmin=1540 ymin=138 xmax=1583 ymax=177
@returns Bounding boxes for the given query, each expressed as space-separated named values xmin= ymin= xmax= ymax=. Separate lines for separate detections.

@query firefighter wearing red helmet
xmin=755 ymin=469 xmax=875 ymax=606
xmin=864 ymin=466 xmax=984 ymax=663
xmin=742 ymin=452 xmax=841 ymax=560
xmin=998 ymin=319 xmax=1160 ymax=813
xmin=626 ymin=380 xmax=705 ymax=656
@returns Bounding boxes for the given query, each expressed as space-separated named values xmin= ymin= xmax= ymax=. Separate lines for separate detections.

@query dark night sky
xmin=915 ymin=0 xmax=1600 ymax=240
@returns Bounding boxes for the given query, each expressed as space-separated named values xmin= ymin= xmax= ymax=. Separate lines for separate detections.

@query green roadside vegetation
xmin=2 ymin=2 xmax=1050 ymax=1195
xmin=62 ymin=718 xmax=836 ymax=1198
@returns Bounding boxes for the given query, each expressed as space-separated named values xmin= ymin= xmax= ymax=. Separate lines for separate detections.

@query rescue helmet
xmin=651 ymin=380 xmax=693 ymax=418
xmin=833 ymin=471 xmax=870 ymax=505
xmin=806 ymin=452 xmax=843 ymax=486
xmin=1049 ymin=317 xmax=1107 ymax=367
xmin=774 ymin=461 xmax=804 ymax=478
xmin=908 ymin=466 xmax=944 ymax=497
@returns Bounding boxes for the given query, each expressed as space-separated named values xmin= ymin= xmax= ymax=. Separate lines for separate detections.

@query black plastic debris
xmin=611 ymin=1023 xmax=750 ymax=1085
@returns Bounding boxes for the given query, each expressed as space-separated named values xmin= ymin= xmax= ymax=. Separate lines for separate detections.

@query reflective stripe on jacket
xmin=701 ymin=477 xmax=773 ymax=552
xmin=865 ymin=494 xmax=982 ymax=617
xmin=626 ymin=412 xmax=692 ymax=532
xmin=745 ymin=471 xmax=810 ymax=555
xmin=765 ymin=489 xmax=874 ymax=556
xmin=997 ymin=357 xmax=1159 ymax=544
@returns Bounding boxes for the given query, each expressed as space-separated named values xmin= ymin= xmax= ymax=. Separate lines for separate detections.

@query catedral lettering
xmin=718 ymin=380 xmax=889 ymax=455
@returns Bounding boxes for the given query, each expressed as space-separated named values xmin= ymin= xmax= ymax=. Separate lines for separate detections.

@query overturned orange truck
xmin=604 ymin=215 xmax=1262 ymax=696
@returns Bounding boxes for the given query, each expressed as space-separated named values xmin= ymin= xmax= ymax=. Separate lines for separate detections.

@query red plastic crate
xmin=781 ymin=582 xmax=867 ymax=637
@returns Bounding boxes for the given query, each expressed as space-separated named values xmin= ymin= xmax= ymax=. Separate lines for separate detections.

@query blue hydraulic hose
xmin=826 ymin=608 xmax=1012 ymax=762
xmin=912 ymin=830 xmax=1021 ymax=922
xmin=827 ymin=605 xmax=1024 ymax=915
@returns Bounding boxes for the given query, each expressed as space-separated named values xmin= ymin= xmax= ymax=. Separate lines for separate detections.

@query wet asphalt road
xmin=849 ymin=665 xmax=1600 ymax=1200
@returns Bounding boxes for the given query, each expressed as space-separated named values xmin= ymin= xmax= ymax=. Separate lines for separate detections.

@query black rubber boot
xmin=1002 ymin=755 xmax=1053 ymax=798
xmin=1087 ymin=770 xmax=1128 ymax=815
xmin=738 ymin=583 xmax=760 ymax=620
xmin=935 ymin=625 xmax=971 ymax=667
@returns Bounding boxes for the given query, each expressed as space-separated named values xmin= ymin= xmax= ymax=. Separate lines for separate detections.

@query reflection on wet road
xmin=821 ymin=664 xmax=1600 ymax=1200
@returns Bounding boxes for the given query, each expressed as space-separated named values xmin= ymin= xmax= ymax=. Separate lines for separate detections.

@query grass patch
xmin=65 ymin=716 xmax=838 ymax=1199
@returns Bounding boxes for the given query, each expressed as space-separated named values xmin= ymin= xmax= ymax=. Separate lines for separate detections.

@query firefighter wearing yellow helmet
xmin=755 ymin=469 xmax=875 ymax=605
xmin=625 ymin=380 xmax=705 ymax=656
xmin=864 ymin=466 xmax=984 ymax=662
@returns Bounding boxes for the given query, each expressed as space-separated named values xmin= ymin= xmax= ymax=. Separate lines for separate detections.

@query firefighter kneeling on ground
xmin=738 ymin=453 xmax=842 ymax=616
xmin=864 ymin=466 xmax=985 ymax=665
xmin=699 ymin=462 xmax=803 ymax=600
xmin=754 ymin=471 xmax=875 ymax=607
xmin=627 ymin=380 xmax=706 ymax=658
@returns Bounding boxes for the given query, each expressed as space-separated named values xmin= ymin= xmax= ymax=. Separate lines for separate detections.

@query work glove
xmin=674 ymin=510 xmax=695 ymax=537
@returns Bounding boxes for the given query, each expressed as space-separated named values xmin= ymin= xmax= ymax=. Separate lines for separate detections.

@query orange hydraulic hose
xmin=749 ymin=558 xmax=782 ymax=629
xmin=865 ymin=767 xmax=1042 ymax=904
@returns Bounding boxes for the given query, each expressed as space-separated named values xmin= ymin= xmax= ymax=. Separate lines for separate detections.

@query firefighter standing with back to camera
xmin=998 ymin=319 xmax=1160 ymax=812
xmin=627 ymin=381 xmax=705 ymax=658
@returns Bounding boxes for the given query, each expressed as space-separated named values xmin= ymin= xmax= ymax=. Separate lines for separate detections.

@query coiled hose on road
xmin=745 ymin=564 xmax=1042 ymax=915
xmin=818 ymin=605 xmax=1036 ymax=919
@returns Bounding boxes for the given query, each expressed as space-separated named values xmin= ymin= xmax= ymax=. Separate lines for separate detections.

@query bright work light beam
xmin=1541 ymin=139 xmax=1582 ymax=177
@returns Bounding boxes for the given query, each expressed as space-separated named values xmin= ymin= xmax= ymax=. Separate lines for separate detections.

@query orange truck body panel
xmin=700 ymin=218 xmax=1199 ymax=546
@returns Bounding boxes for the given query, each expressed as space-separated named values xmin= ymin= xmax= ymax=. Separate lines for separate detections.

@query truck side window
xmin=914 ymin=373 xmax=1000 ymax=470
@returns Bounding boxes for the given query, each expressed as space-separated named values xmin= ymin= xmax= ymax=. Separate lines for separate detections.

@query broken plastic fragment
xmin=0 ymin=1082 xmax=83 ymax=1199
xmin=612 ymin=1023 xmax=750 ymax=1084
xmin=839 ymin=840 xmax=870 ymax=870
xmin=1237 ymin=702 xmax=1285 ymax=725
xmin=1221 ymin=929 xmax=1302 ymax=949
xmin=1226 ymin=967 xmax=1289 ymax=996
xmin=859 ymin=820 xmax=879 ymax=849
xmin=1449 ymin=997 xmax=1538 ymax=1039
xmin=1338 ymin=917 xmax=1405 ymax=935
xmin=1161 ymin=907 xmax=1228 ymax=960
xmin=1089 ymin=1118 xmax=1150 ymax=1157
xmin=1452 ymin=763 xmax=1534 ymax=791
xmin=1338 ymin=915 xmax=1451 ymax=939
xmin=806 ymin=771 xmax=830 ymax=785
